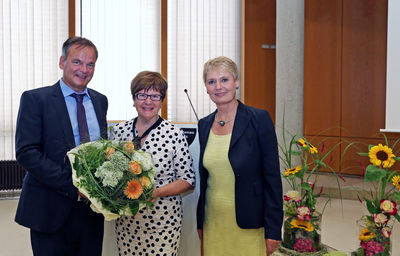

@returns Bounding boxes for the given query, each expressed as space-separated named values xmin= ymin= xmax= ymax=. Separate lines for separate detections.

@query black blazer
xmin=15 ymin=82 xmax=108 ymax=233
xmin=196 ymin=101 xmax=283 ymax=240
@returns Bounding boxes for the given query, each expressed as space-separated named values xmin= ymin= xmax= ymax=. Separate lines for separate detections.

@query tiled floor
xmin=0 ymin=198 xmax=31 ymax=256
xmin=0 ymin=198 xmax=118 ymax=256
xmin=1 ymin=197 xmax=399 ymax=255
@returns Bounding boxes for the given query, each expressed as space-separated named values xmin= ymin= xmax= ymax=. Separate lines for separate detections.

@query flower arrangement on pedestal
xmin=279 ymin=129 xmax=342 ymax=255
xmin=352 ymin=141 xmax=400 ymax=256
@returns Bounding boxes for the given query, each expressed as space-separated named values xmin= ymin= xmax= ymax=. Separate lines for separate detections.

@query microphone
xmin=184 ymin=89 xmax=199 ymax=121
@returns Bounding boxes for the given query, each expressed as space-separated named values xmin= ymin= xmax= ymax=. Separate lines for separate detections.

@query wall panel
xmin=304 ymin=0 xmax=398 ymax=175
xmin=304 ymin=0 xmax=342 ymax=136
xmin=341 ymin=0 xmax=388 ymax=138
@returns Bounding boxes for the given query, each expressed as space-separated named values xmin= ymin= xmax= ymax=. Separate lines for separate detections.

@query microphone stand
xmin=184 ymin=89 xmax=199 ymax=122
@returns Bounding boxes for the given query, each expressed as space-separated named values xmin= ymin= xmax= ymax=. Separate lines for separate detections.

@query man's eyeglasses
xmin=135 ymin=93 xmax=162 ymax=101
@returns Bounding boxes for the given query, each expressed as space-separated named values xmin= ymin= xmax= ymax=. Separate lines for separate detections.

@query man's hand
xmin=266 ymin=238 xmax=280 ymax=256
xmin=197 ymin=229 xmax=203 ymax=241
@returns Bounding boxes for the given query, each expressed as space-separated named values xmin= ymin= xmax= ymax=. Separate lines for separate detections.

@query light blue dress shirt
xmin=60 ymin=79 xmax=101 ymax=145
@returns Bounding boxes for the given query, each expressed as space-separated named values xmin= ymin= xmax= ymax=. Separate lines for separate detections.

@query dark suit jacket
xmin=196 ymin=101 xmax=283 ymax=240
xmin=15 ymin=82 xmax=108 ymax=233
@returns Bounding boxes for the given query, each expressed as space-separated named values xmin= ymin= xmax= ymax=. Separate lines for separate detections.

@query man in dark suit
xmin=15 ymin=37 xmax=108 ymax=256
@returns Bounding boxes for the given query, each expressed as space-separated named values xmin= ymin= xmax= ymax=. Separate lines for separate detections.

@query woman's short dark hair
xmin=131 ymin=71 xmax=168 ymax=100
xmin=62 ymin=36 xmax=98 ymax=60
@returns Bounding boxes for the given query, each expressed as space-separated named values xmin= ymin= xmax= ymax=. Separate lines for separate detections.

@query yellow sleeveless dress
xmin=203 ymin=131 xmax=266 ymax=256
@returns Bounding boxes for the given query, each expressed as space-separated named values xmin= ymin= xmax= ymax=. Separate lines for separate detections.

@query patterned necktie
xmin=71 ymin=93 xmax=90 ymax=144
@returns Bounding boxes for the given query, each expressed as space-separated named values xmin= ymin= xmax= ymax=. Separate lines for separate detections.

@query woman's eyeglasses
xmin=135 ymin=93 xmax=162 ymax=101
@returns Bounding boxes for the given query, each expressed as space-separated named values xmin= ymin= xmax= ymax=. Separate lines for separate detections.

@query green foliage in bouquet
xmin=279 ymin=129 xmax=342 ymax=216
xmin=67 ymin=140 xmax=156 ymax=221
xmin=353 ymin=136 xmax=400 ymax=255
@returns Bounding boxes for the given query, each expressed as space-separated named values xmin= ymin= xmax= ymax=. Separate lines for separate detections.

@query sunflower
xmin=359 ymin=227 xmax=375 ymax=241
xmin=392 ymin=175 xmax=400 ymax=190
xmin=298 ymin=138 xmax=318 ymax=154
xmin=368 ymin=144 xmax=396 ymax=168
xmin=129 ymin=161 xmax=142 ymax=175
xmin=290 ymin=219 xmax=314 ymax=232
xmin=283 ymin=166 xmax=302 ymax=176
xmin=309 ymin=144 xmax=318 ymax=154
xmin=124 ymin=180 xmax=143 ymax=199
xmin=298 ymin=138 xmax=308 ymax=148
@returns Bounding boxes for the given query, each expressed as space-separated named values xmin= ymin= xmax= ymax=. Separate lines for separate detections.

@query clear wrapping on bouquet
xmin=67 ymin=140 xmax=156 ymax=221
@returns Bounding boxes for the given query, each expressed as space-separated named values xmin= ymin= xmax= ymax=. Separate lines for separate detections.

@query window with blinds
xmin=76 ymin=0 xmax=241 ymax=123
xmin=77 ymin=0 xmax=161 ymax=121
xmin=167 ymin=0 xmax=242 ymax=122
xmin=0 ymin=0 xmax=68 ymax=160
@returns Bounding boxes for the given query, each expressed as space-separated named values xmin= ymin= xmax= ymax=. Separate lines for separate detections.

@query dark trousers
xmin=30 ymin=201 xmax=104 ymax=256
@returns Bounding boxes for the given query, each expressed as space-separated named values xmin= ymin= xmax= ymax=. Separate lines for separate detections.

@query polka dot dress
xmin=112 ymin=118 xmax=195 ymax=256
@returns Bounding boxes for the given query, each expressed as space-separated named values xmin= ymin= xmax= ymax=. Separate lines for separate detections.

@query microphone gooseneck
xmin=184 ymin=89 xmax=199 ymax=121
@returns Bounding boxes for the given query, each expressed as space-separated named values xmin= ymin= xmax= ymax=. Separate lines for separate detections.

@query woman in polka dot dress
xmin=112 ymin=71 xmax=195 ymax=256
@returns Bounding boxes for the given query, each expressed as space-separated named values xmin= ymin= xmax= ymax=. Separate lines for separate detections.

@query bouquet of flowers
xmin=352 ymin=139 xmax=400 ymax=256
xmin=67 ymin=140 xmax=156 ymax=221
xmin=279 ymin=127 xmax=342 ymax=254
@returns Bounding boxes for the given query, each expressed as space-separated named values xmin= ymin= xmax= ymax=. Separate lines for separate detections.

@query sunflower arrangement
xmin=353 ymin=140 xmax=400 ymax=256
xmin=67 ymin=140 xmax=156 ymax=221
xmin=279 ymin=127 xmax=341 ymax=254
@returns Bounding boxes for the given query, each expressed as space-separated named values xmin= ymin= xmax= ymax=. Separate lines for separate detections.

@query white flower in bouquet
xmin=132 ymin=150 xmax=154 ymax=171
xmin=284 ymin=190 xmax=301 ymax=202
xmin=373 ymin=213 xmax=388 ymax=226
xmin=95 ymin=151 xmax=129 ymax=187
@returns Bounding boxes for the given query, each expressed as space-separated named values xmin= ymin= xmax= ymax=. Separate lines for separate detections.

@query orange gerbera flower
xmin=123 ymin=141 xmax=135 ymax=154
xmin=139 ymin=176 xmax=151 ymax=188
xmin=129 ymin=161 xmax=142 ymax=175
xmin=124 ymin=180 xmax=143 ymax=199
xmin=105 ymin=147 xmax=115 ymax=160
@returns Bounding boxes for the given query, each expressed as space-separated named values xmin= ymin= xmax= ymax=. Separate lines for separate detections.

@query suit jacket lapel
xmin=230 ymin=101 xmax=251 ymax=149
xmin=199 ymin=111 xmax=215 ymax=156
xmin=51 ymin=83 xmax=76 ymax=148
xmin=88 ymin=89 xmax=107 ymax=139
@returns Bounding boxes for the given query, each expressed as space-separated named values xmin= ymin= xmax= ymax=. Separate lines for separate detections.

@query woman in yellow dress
xmin=196 ymin=56 xmax=283 ymax=256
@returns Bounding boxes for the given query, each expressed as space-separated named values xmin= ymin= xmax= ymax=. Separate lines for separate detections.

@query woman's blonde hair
xmin=203 ymin=56 xmax=239 ymax=83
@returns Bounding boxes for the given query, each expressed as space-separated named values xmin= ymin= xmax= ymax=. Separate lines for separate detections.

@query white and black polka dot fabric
xmin=112 ymin=118 xmax=195 ymax=256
